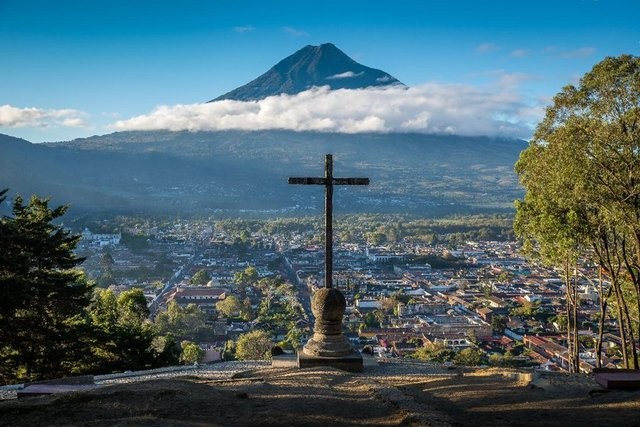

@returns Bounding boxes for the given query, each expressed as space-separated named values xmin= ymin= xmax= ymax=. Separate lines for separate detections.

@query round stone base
xmin=303 ymin=333 xmax=353 ymax=357
xmin=304 ymin=287 xmax=354 ymax=357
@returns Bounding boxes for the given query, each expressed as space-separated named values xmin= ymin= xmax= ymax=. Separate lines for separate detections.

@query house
xmin=365 ymin=247 xmax=406 ymax=263
xmin=165 ymin=286 xmax=226 ymax=317
xmin=81 ymin=228 xmax=122 ymax=247
xmin=476 ymin=307 xmax=493 ymax=322
xmin=424 ymin=333 xmax=473 ymax=350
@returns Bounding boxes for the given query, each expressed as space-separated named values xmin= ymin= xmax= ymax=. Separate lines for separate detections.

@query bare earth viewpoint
xmin=2 ymin=363 xmax=640 ymax=426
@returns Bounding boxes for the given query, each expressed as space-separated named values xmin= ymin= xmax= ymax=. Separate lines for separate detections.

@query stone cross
xmin=289 ymin=154 xmax=369 ymax=289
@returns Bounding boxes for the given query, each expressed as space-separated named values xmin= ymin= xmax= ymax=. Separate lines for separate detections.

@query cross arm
xmin=288 ymin=177 xmax=369 ymax=185
xmin=332 ymin=178 xmax=369 ymax=185
xmin=288 ymin=177 xmax=327 ymax=185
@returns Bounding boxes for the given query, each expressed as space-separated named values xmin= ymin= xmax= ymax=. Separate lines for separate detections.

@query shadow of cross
xmin=288 ymin=154 xmax=369 ymax=289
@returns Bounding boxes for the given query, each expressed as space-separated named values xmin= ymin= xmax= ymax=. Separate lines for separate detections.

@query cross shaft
xmin=288 ymin=154 xmax=369 ymax=288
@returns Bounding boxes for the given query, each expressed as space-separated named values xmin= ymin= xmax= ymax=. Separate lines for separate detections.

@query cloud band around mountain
xmin=0 ymin=105 xmax=88 ymax=128
xmin=112 ymin=83 xmax=542 ymax=138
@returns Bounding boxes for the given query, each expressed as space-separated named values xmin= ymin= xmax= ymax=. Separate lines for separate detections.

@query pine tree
xmin=89 ymin=288 xmax=155 ymax=372
xmin=0 ymin=194 xmax=94 ymax=382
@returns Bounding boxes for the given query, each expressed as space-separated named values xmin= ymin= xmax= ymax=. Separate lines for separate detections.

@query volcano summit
xmin=211 ymin=43 xmax=403 ymax=102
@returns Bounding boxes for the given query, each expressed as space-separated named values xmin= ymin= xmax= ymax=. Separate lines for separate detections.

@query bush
xmin=235 ymin=330 xmax=273 ymax=360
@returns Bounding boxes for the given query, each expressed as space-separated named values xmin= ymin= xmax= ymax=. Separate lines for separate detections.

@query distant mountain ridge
xmin=0 ymin=131 xmax=525 ymax=216
xmin=211 ymin=43 xmax=402 ymax=102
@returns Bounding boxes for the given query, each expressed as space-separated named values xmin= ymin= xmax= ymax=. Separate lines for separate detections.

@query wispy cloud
xmin=498 ymin=72 xmax=538 ymax=87
xmin=282 ymin=26 xmax=309 ymax=37
xmin=476 ymin=43 xmax=499 ymax=54
xmin=233 ymin=25 xmax=255 ymax=34
xmin=466 ymin=69 xmax=538 ymax=87
xmin=559 ymin=46 xmax=596 ymax=59
xmin=545 ymin=46 xmax=596 ymax=59
xmin=0 ymin=105 xmax=88 ymax=128
xmin=511 ymin=49 xmax=529 ymax=58
xmin=112 ymin=80 xmax=543 ymax=139
xmin=326 ymin=71 xmax=364 ymax=80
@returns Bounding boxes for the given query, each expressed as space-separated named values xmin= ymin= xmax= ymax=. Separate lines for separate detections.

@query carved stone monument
xmin=289 ymin=154 xmax=368 ymax=372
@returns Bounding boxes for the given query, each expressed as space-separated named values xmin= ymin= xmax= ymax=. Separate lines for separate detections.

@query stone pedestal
xmin=297 ymin=287 xmax=363 ymax=372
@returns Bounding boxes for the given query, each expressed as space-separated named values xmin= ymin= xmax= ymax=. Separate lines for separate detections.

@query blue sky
xmin=1 ymin=0 xmax=638 ymax=142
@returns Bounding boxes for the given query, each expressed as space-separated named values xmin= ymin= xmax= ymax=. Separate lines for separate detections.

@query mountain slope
xmin=211 ymin=43 xmax=402 ymax=102
xmin=0 ymin=131 xmax=526 ymax=215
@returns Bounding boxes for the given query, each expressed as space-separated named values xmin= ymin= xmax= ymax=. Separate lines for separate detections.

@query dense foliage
xmin=0 ymin=190 xmax=201 ymax=384
xmin=0 ymin=192 xmax=94 ymax=382
xmin=515 ymin=54 xmax=640 ymax=369
xmin=234 ymin=330 xmax=273 ymax=361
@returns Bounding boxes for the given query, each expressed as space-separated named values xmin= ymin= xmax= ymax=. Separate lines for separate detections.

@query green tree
xmin=466 ymin=329 xmax=478 ymax=345
xmin=515 ymin=55 xmax=640 ymax=370
xmin=222 ymin=339 xmax=236 ymax=361
xmin=89 ymin=288 xmax=156 ymax=372
xmin=549 ymin=314 xmax=568 ymax=332
xmin=491 ymin=315 xmax=507 ymax=334
xmin=116 ymin=288 xmax=150 ymax=322
xmin=180 ymin=340 xmax=204 ymax=365
xmin=0 ymin=193 xmax=95 ymax=382
xmin=455 ymin=348 xmax=485 ymax=366
xmin=151 ymin=334 xmax=180 ymax=366
xmin=154 ymin=301 xmax=206 ymax=338
xmin=235 ymin=330 xmax=273 ymax=360
xmin=97 ymin=250 xmax=115 ymax=288
xmin=150 ymin=280 xmax=165 ymax=290
xmin=255 ymin=276 xmax=285 ymax=313
xmin=489 ymin=352 xmax=517 ymax=367
xmin=241 ymin=297 xmax=254 ymax=321
xmin=120 ymin=231 xmax=149 ymax=253
xmin=510 ymin=300 xmax=538 ymax=318
xmin=365 ymin=232 xmax=386 ymax=246
xmin=190 ymin=269 xmax=211 ymax=286
xmin=411 ymin=343 xmax=456 ymax=363
xmin=497 ymin=271 xmax=513 ymax=283
xmin=282 ymin=326 xmax=304 ymax=350
xmin=363 ymin=311 xmax=381 ymax=329
xmin=216 ymin=295 xmax=242 ymax=318
xmin=233 ymin=266 xmax=258 ymax=296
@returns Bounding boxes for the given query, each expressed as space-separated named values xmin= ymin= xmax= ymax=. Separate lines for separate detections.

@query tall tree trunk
xmin=621 ymin=293 xmax=638 ymax=368
xmin=598 ymin=229 xmax=635 ymax=368
xmin=622 ymin=242 xmax=640 ymax=369
xmin=573 ymin=266 xmax=580 ymax=372
xmin=596 ymin=267 xmax=612 ymax=369
xmin=564 ymin=257 xmax=576 ymax=372
xmin=612 ymin=277 xmax=630 ymax=367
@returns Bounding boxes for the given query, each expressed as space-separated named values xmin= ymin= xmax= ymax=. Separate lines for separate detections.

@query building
xmin=81 ymin=228 xmax=122 ymax=247
xmin=165 ymin=286 xmax=227 ymax=317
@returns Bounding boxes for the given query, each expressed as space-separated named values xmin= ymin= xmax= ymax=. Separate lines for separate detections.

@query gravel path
xmin=0 ymin=361 xmax=270 ymax=401
xmin=0 ymin=359 xmax=464 ymax=401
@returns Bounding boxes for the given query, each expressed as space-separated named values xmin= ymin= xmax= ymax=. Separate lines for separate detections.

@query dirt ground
xmin=1 ymin=366 xmax=639 ymax=426
xmin=391 ymin=369 xmax=640 ymax=427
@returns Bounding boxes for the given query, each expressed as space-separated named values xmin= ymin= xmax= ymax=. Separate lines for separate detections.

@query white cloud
xmin=233 ymin=25 xmax=255 ymax=33
xmin=282 ymin=26 xmax=309 ymax=37
xmin=560 ymin=47 xmax=596 ymax=59
xmin=0 ymin=105 xmax=88 ymax=128
xmin=545 ymin=46 xmax=596 ymax=59
xmin=511 ymin=49 xmax=529 ymax=58
xmin=476 ymin=43 xmax=499 ymax=54
xmin=112 ymin=82 xmax=543 ymax=139
xmin=498 ymin=72 xmax=537 ymax=87
xmin=326 ymin=71 xmax=364 ymax=80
